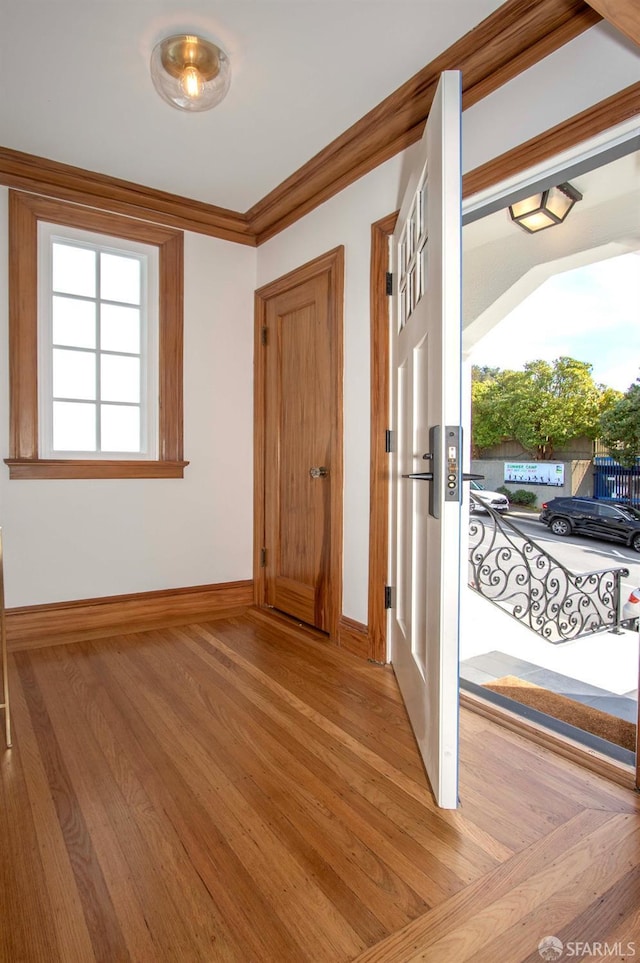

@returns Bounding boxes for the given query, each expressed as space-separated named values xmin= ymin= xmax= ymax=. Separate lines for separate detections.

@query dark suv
xmin=539 ymin=497 xmax=640 ymax=552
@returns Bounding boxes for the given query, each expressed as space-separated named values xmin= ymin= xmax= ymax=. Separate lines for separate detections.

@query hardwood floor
xmin=1 ymin=610 xmax=639 ymax=962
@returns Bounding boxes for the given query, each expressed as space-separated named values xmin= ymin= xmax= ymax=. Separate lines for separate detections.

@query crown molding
xmin=0 ymin=145 xmax=255 ymax=246
xmin=582 ymin=0 xmax=640 ymax=47
xmin=0 ymin=0 xmax=601 ymax=246
xmin=247 ymin=0 xmax=601 ymax=243
xmin=463 ymin=80 xmax=640 ymax=199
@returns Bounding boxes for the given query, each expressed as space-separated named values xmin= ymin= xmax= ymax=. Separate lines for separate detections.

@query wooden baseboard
xmin=337 ymin=616 xmax=371 ymax=660
xmin=460 ymin=690 xmax=637 ymax=791
xmin=246 ymin=608 xmax=373 ymax=661
xmin=6 ymin=580 xmax=254 ymax=651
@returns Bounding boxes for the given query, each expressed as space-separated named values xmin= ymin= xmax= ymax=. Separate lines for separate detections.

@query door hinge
xmin=385 ymin=271 xmax=393 ymax=295
xmin=385 ymin=429 xmax=394 ymax=453
xmin=261 ymin=326 xmax=268 ymax=346
xmin=260 ymin=547 xmax=267 ymax=567
xmin=384 ymin=585 xmax=393 ymax=609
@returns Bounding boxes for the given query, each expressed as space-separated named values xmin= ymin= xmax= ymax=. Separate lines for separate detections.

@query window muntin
xmin=397 ymin=170 xmax=428 ymax=332
xmin=6 ymin=190 xmax=186 ymax=480
xmin=38 ymin=224 xmax=159 ymax=460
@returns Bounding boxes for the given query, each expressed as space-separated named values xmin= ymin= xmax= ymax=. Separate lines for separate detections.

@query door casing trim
xmin=253 ymin=246 xmax=344 ymax=642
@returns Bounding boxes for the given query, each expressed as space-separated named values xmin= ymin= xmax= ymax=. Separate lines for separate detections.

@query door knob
xmin=309 ymin=466 xmax=329 ymax=478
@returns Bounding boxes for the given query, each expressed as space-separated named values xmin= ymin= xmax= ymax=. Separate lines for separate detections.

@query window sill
xmin=4 ymin=459 xmax=189 ymax=480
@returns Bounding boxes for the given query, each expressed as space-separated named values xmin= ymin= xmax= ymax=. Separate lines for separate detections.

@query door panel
xmin=257 ymin=250 xmax=343 ymax=637
xmin=266 ymin=276 xmax=331 ymax=628
xmin=389 ymin=71 xmax=462 ymax=809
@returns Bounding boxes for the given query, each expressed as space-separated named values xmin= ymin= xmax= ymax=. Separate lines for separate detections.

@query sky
xmin=470 ymin=251 xmax=640 ymax=393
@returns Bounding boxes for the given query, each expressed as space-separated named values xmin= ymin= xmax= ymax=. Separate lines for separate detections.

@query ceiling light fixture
xmin=150 ymin=34 xmax=231 ymax=112
xmin=508 ymin=182 xmax=583 ymax=234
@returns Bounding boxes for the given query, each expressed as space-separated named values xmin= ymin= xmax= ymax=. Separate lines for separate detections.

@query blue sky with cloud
xmin=470 ymin=251 xmax=640 ymax=392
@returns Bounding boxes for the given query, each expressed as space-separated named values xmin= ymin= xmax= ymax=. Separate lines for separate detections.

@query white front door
xmin=389 ymin=71 xmax=462 ymax=809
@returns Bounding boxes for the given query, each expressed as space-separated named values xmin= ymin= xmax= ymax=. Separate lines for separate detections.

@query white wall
xmin=257 ymin=21 xmax=640 ymax=626
xmin=0 ymin=193 xmax=256 ymax=607
xmin=257 ymin=156 xmax=408 ymax=624
xmin=2 ymin=20 xmax=638 ymax=616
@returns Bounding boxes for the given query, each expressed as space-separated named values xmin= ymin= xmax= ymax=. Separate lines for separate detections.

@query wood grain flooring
xmin=1 ymin=610 xmax=639 ymax=962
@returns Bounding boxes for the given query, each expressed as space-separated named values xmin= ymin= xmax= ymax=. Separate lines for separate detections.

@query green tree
xmin=471 ymin=365 xmax=501 ymax=383
xmin=472 ymin=357 xmax=619 ymax=459
xmin=471 ymin=368 xmax=519 ymax=452
xmin=599 ymin=376 xmax=640 ymax=468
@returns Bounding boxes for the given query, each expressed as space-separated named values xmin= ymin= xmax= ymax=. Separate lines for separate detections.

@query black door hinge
xmin=260 ymin=547 xmax=267 ymax=567
xmin=261 ymin=326 xmax=268 ymax=346
xmin=384 ymin=585 xmax=393 ymax=609
xmin=385 ymin=272 xmax=393 ymax=295
xmin=385 ymin=429 xmax=394 ymax=453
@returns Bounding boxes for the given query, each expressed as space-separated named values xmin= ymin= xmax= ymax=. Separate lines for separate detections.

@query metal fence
xmin=593 ymin=457 xmax=640 ymax=507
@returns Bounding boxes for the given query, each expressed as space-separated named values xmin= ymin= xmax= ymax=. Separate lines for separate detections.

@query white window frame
xmin=37 ymin=223 xmax=159 ymax=461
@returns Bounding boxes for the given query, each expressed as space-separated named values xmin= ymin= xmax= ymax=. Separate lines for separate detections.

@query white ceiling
xmin=462 ymin=147 xmax=640 ymax=347
xmin=0 ymin=0 xmax=506 ymax=211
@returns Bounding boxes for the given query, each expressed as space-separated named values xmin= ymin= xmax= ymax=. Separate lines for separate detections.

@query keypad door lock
xmin=402 ymin=426 xmax=481 ymax=518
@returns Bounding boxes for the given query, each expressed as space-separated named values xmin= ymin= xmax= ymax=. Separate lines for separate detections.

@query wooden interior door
xmin=255 ymin=248 xmax=343 ymax=637
xmin=389 ymin=71 xmax=462 ymax=809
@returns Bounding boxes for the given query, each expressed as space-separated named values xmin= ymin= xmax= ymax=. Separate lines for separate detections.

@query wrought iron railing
xmin=468 ymin=507 xmax=629 ymax=644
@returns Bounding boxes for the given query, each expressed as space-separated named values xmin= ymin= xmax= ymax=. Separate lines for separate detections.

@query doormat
xmin=483 ymin=675 xmax=637 ymax=752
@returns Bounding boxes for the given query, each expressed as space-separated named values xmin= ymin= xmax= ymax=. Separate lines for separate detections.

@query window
xmin=397 ymin=176 xmax=427 ymax=332
xmin=597 ymin=505 xmax=617 ymax=518
xmin=39 ymin=225 xmax=158 ymax=459
xmin=6 ymin=191 xmax=187 ymax=479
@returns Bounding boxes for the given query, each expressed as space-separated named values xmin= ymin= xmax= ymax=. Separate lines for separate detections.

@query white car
xmin=469 ymin=480 xmax=510 ymax=514
xmin=622 ymin=587 xmax=640 ymax=628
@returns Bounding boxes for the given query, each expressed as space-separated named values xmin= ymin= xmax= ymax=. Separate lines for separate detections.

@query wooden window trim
xmin=6 ymin=190 xmax=187 ymax=479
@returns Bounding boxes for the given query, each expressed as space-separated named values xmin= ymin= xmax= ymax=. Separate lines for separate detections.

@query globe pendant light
xmin=150 ymin=34 xmax=231 ymax=112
